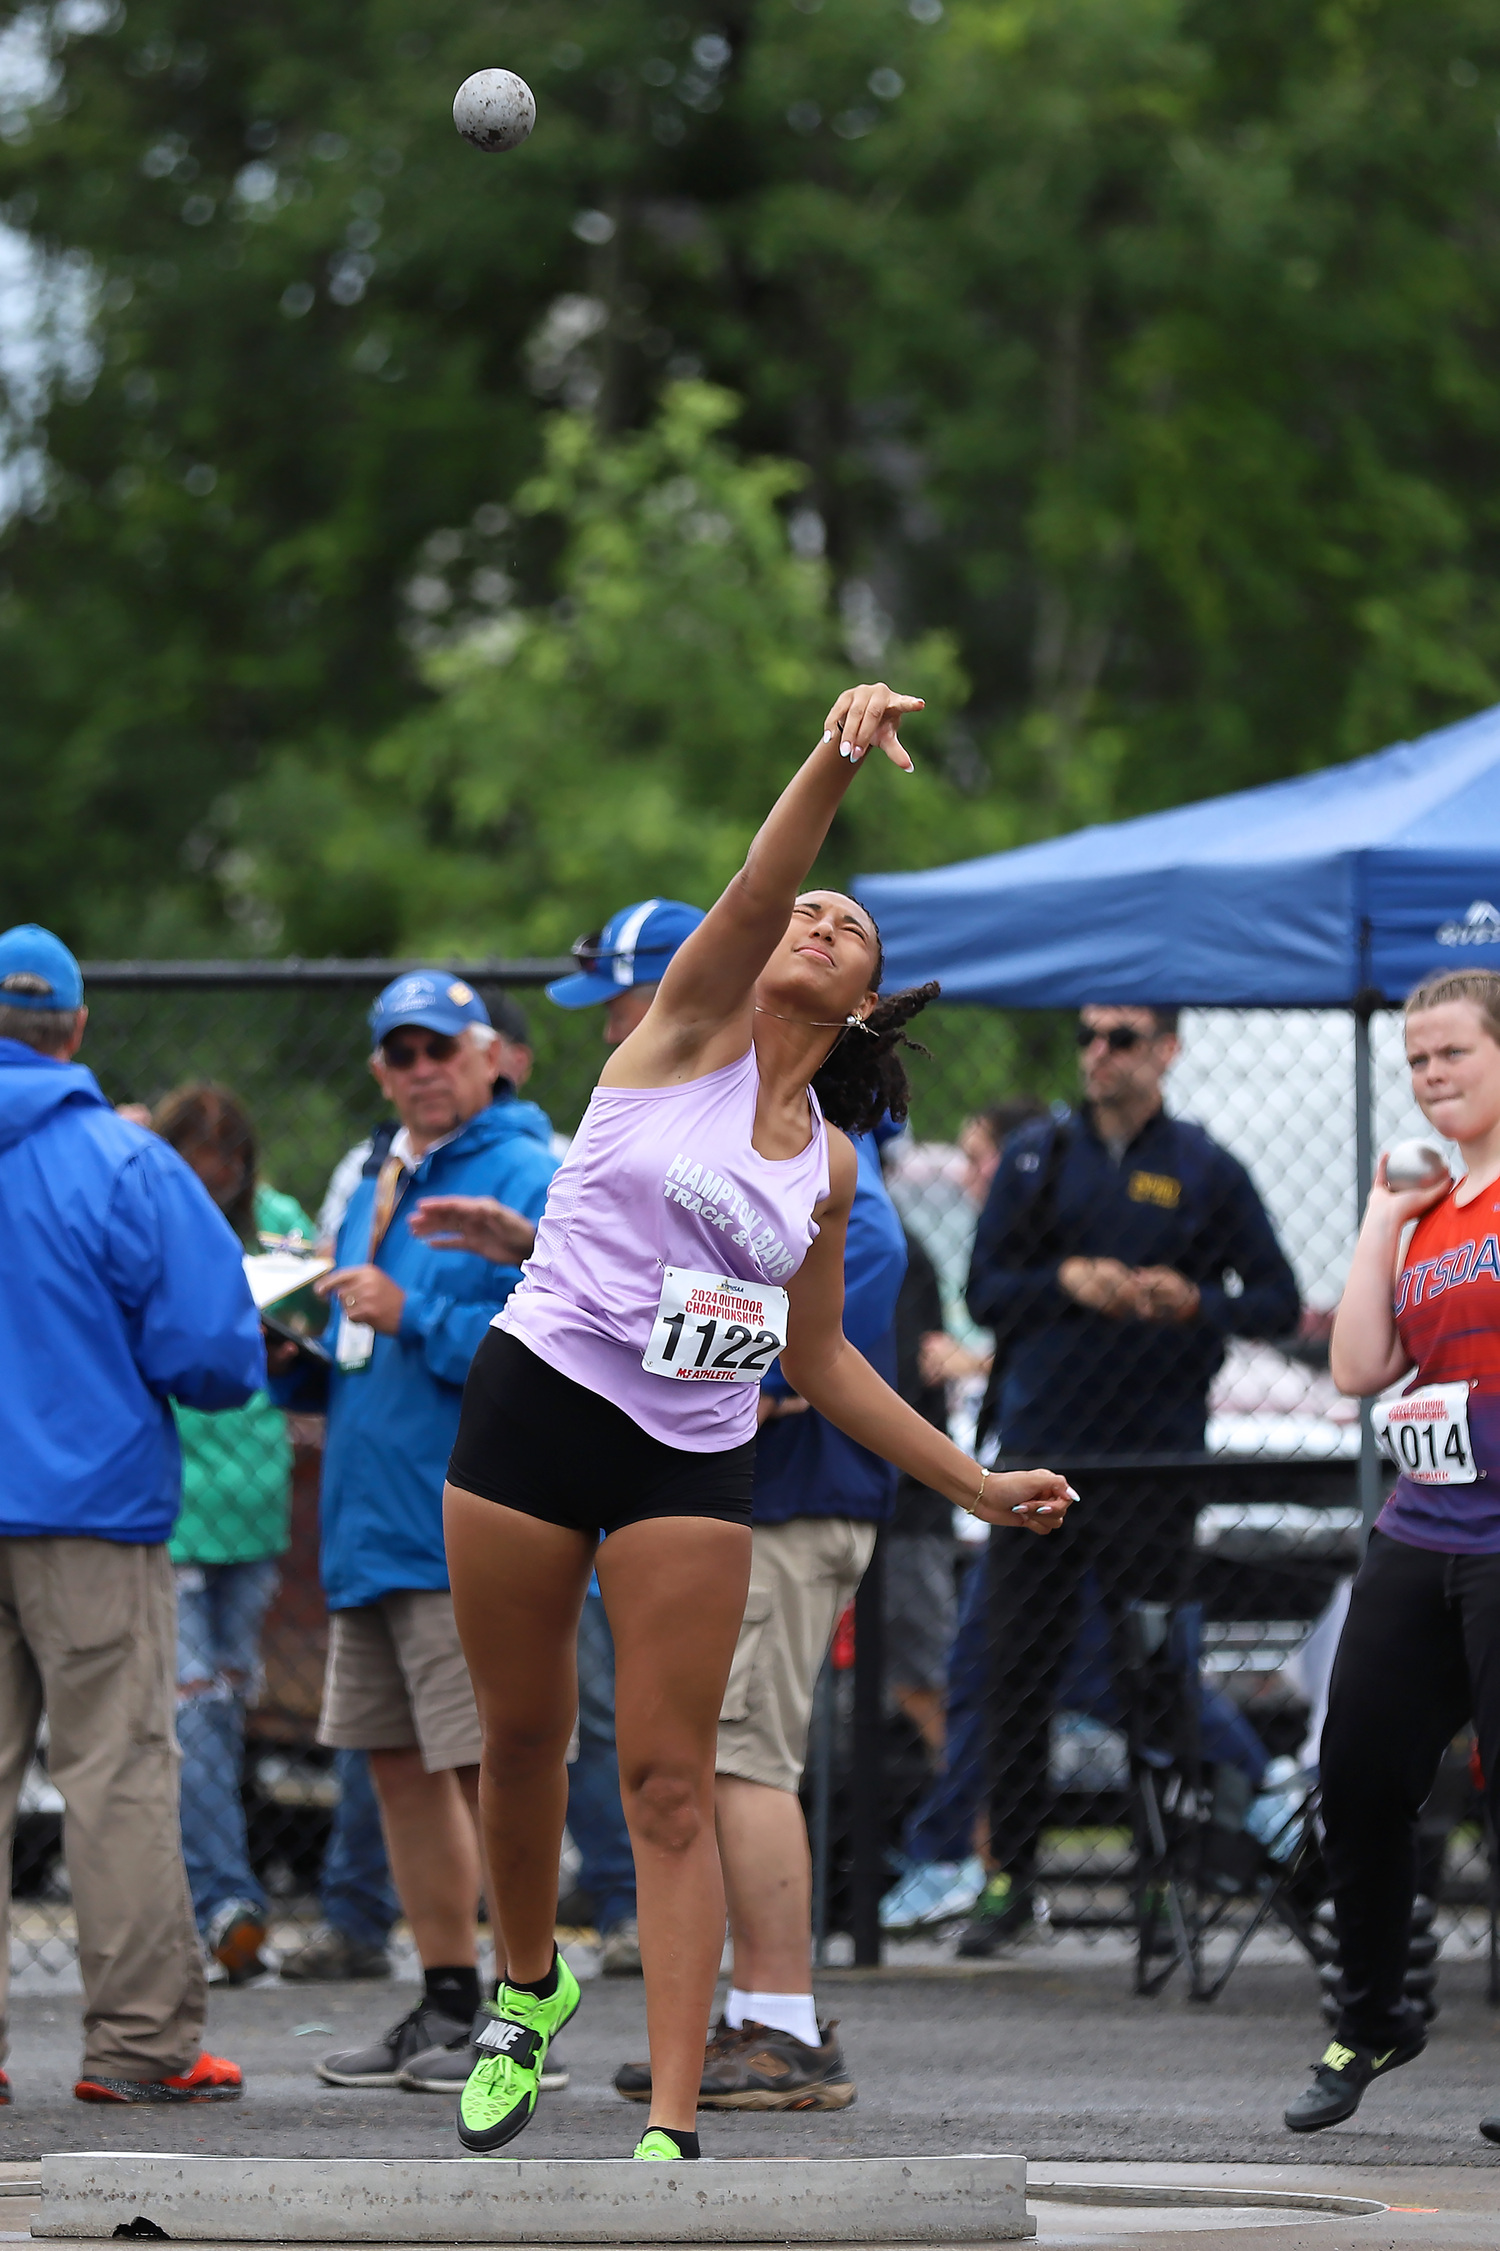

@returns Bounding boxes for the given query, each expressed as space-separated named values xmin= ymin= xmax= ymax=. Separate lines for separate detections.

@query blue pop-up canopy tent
xmin=858 ymin=700 xmax=1500 ymax=1517
xmin=857 ymin=701 xmax=1500 ymax=1010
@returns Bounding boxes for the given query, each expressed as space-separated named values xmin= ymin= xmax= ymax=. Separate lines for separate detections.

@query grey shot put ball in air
xmin=453 ymin=69 xmax=536 ymax=153
xmin=1383 ymin=1138 xmax=1451 ymax=1191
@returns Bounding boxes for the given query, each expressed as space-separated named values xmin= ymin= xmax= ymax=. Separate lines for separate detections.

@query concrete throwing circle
xmin=1029 ymin=2181 xmax=1384 ymax=2237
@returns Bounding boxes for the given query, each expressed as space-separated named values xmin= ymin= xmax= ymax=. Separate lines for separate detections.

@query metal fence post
xmin=1353 ymin=999 xmax=1383 ymax=1534
xmin=850 ymin=1534 xmax=886 ymax=1967
xmin=807 ymin=1655 xmax=835 ymax=1972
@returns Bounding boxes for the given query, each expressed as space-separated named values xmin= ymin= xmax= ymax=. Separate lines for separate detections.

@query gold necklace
xmin=754 ymin=1006 xmax=877 ymax=1035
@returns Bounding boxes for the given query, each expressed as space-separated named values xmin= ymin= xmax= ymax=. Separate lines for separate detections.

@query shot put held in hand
xmin=1381 ymin=1138 xmax=1452 ymax=1193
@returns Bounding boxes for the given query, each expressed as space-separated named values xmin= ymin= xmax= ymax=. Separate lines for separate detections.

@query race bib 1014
xmin=1373 ymin=1381 xmax=1478 ymax=1485
xmin=641 ymin=1267 xmax=789 ymax=1384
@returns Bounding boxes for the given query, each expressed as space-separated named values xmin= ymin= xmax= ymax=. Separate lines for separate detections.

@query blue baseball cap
xmin=369 ymin=970 xmax=492 ymax=1047
xmin=547 ymin=898 xmax=705 ymax=1009
xmin=0 ymin=924 xmax=83 ymax=1011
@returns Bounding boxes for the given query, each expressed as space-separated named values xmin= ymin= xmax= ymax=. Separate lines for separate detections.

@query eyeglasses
xmin=381 ymin=1032 xmax=460 ymax=1070
xmin=1076 ymin=1023 xmax=1149 ymax=1053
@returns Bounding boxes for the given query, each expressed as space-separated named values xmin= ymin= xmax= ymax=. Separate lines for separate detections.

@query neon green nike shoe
xmin=634 ymin=2128 xmax=689 ymax=2160
xmin=456 ymin=1956 xmax=581 ymax=2154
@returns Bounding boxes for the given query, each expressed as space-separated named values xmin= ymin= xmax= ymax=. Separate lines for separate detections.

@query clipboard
xmin=243 ymin=1250 xmax=335 ymax=1361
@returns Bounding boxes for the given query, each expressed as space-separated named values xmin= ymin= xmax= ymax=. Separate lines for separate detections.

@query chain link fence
xmin=8 ymin=972 xmax=1494 ymax=2010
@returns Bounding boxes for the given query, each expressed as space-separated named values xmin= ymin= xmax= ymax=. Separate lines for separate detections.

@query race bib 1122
xmin=641 ymin=1267 xmax=789 ymax=1384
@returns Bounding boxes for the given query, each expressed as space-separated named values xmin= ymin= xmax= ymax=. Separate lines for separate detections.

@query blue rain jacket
xmin=0 ymin=1038 xmax=264 ymax=1543
xmin=307 ymin=1095 xmax=558 ymax=1610
xmin=752 ymin=1130 xmax=909 ymax=1526
xmin=968 ymin=1104 xmax=1299 ymax=1455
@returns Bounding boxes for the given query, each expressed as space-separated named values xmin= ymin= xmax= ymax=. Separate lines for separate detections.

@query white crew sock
xmin=725 ymin=1987 xmax=821 ymax=2049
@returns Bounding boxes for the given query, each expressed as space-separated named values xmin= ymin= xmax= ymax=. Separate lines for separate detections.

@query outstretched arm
xmin=604 ymin=684 xmax=922 ymax=1086
xmin=781 ymin=1140 xmax=1075 ymax=1534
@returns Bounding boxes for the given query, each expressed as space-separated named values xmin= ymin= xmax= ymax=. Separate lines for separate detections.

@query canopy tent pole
xmin=1353 ymin=999 xmax=1383 ymax=1532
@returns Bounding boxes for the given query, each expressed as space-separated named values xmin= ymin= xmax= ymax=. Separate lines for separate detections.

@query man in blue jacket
xmin=301 ymin=972 xmax=557 ymax=2092
xmin=958 ymin=1003 xmax=1299 ymax=1952
xmin=0 ymin=925 xmax=263 ymax=2106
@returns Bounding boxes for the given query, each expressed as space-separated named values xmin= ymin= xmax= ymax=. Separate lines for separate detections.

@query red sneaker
xmin=0 ymin=2069 xmax=10 ymax=2105
xmin=75 ymin=2051 xmax=242 ymax=2104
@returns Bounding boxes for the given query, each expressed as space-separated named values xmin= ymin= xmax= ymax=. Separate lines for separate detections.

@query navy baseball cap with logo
xmin=547 ymin=899 xmax=705 ymax=1009
xmin=369 ymin=970 xmax=492 ymax=1047
xmin=0 ymin=924 xmax=84 ymax=1011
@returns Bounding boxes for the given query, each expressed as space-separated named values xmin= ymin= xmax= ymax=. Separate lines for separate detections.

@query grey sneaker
xmin=398 ymin=2006 xmax=569 ymax=2094
xmin=280 ymin=1925 xmax=392 ymax=1983
xmin=316 ymin=2001 xmax=470 ymax=2088
xmin=599 ymin=1915 xmax=642 ymax=1976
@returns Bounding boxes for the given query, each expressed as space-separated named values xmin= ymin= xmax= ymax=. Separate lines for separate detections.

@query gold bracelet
xmin=962 ymin=1463 xmax=987 ymax=1516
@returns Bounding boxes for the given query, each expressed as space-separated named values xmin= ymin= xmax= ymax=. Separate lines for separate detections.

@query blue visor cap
xmin=547 ymin=898 xmax=705 ymax=1008
xmin=0 ymin=924 xmax=83 ymax=1011
xmin=369 ymin=971 xmax=493 ymax=1047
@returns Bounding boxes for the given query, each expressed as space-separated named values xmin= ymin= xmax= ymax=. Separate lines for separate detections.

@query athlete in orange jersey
xmin=1280 ymin=969 xmax=1500 ymax=2143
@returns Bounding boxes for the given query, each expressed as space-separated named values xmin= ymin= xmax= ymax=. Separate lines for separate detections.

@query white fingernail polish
xmin=822 ymin=730 xmax=832 ymax=744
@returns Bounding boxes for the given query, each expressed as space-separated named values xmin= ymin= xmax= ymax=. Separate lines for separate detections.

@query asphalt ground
xmin=0 ymin=1954 xmax=1496 ymax=2168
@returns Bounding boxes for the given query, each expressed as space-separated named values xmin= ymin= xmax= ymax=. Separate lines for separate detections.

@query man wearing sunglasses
xmin=957 ymin=1003 xmax=1299 ymax=1953
xmin=286 ymin=972 xmax=559 ymax=2094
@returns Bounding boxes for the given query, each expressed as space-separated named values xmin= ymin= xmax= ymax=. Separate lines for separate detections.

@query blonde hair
xmin=1404 ymin=969 xmax=1500 ymax=1046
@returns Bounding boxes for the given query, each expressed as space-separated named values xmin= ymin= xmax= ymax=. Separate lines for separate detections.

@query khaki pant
xmin=716 ymin=1518 xmax=878 ymax=1792
xmin=0 ymin=1537 xmax=204 ymax=2080
xmin=317 ymin=1590 xmax=483 ymax=1770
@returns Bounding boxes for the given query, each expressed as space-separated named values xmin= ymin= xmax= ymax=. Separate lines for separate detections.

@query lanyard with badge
xmin=335 ymin=1150 xmax=407 ymax=1373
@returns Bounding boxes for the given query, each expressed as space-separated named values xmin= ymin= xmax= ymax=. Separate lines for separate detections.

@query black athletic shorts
xmin=448 ymin=1328 xmax=756 ymax=1537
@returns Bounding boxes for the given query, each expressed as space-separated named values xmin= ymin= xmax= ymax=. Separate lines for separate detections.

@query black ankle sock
xmin=648 ymin=2124 xmax=702 ymax=2160
xmin=424 ymin=1965 xmax=480 ymax=2020
xmin=506 ymin=1947 xmax=559 ymax=2001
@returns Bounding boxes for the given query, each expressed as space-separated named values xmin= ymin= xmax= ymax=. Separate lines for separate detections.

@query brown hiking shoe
xmin=613 ymin=2015 xmax=759 ymax=2103
xmin=698 ymin=2019 xmax=855 ymax=2111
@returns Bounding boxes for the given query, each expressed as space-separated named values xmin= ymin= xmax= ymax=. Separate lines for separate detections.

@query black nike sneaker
xmin=956 ymin=1873 xmax=1034 ymax=1957
xmin=1283 ymin=2028 xmax=1426 ymax=2132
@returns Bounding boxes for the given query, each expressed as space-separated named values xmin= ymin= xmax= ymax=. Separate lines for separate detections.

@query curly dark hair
xmin=811 ymin=941 xmax=942 ymax=1134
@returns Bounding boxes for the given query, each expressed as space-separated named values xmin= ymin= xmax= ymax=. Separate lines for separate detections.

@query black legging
xmin=1320 ymin=1530 xmax=1500 ymax=2047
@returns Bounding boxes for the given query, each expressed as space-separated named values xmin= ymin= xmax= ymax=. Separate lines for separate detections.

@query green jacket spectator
xmin=171 ymin=1181 xmax=317 ymax=1568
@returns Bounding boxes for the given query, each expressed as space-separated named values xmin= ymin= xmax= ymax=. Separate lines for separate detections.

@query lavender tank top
xmin=499 ymin=1047 xmax=830 ymax=1451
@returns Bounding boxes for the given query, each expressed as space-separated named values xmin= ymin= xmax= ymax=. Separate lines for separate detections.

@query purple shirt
xmin=1375 ymin=1181 xmax=1500 ymax=1554
xmin=499 ymin=1047 xmax=831 ymax=1451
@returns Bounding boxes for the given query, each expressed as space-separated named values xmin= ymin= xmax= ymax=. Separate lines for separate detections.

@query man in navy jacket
xmin=0 ymin=925 xmax=263 ymax=2105
xmin=958 ymin=1003 xmax=1299 ymax=1953
xmin=295 ymin=972 xmax=558 ymax=2093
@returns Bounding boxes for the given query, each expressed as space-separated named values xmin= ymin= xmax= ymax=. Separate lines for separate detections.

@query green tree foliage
xmin=5 ymin=0 xmax=1500 ymax=955
xmin=243 ymin=380 xmax=969 ymax=952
